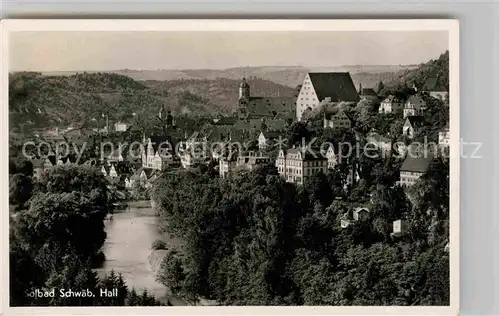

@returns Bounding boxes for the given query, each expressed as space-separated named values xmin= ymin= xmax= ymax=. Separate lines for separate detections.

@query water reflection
xmin=94 ymin=204 xmax=185 ymax=305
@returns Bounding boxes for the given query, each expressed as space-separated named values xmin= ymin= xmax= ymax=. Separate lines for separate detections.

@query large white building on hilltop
xmin=295 ymin=72 xmax=359 ymax=121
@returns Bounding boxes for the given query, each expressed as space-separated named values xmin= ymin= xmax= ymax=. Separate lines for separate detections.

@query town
xmin=9 ymin=50 xmax=450 ymax=306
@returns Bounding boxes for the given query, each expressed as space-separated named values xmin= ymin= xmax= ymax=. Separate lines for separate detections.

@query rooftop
xmin=308 ymin=72 xmax=359 ymax=103
xmin=400 ymin=154 xmax=435 ymax=173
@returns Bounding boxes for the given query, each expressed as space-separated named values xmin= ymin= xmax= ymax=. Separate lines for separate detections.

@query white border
xmin=0 ymin=19 xmax=459 ymax=316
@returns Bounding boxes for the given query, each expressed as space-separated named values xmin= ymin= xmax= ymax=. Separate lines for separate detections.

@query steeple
xmin=239 ymin=77 xmax=250 ymax=100
xmin=166 ymin=108 xmax=173 ymax=127
xmin=158 ymin=105 xmax=165 ymax=119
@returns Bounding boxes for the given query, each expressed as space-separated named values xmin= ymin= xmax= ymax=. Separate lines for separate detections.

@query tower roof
xmin=239 ymin=77 xmax=250 ymax=88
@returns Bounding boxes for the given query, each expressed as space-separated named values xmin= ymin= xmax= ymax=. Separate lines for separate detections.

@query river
xmin=94 ymin=202 xmax=187 ymax=306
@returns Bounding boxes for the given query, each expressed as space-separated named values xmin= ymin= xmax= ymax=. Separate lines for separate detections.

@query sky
xmin=9 ymin=31 xmax=448 ymax=71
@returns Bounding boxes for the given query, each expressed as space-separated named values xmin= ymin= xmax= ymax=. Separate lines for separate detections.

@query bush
xmin=151 ymin=239 xmax=167 ymax=250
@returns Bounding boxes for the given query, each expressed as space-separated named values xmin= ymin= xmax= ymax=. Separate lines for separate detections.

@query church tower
xmin=239 ymin=77 xmax=250 ymax=100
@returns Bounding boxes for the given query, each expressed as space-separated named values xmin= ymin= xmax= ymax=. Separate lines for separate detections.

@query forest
xmin=151 ymin=156 xmax=450 ymax=305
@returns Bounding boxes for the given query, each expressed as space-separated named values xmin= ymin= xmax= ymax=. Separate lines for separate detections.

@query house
xmin=324 ymin=144 xmax=338 ymax=169
xmin=101 ymin=163 xmax=119 ymax=178
xmin=404 ymin=94 xmax=427 ymax=118
xmin=340 ymin=207 xmax=370 ymax=228
xmin=127 ymin=167 xmax=154 ymax=189
xmin=237 ymin=151 xmax=271 ymax=171
xmin=439 ymin=124 xmax=450 ymax=149
xmin=212 ymin=116 xmax=238 ymax=126
xmin=353 ymin=207 xmax=370 ymax=221
xmin=323 ymin=107 xmax=352 ymax=131
xmin=180 ymin=151 xmax=206 ymax=169
xmin=238 ymin=78 xmax=296 ymax=120
xmin=219 ymin=152 xmax=238 ymax=179
xmin=366 ymin=133 xmax=392 ymax=153
xmin=276 ymin=147 xmax=328 ymax=185
xmin=184 ymin=132 xmax=207 ymax=150
xmin=100 ymin=146 xmax=124 ymax=164
xmin=31 ymin=158 xmax=44 ymax=179
xmin=296 ymin=72 xmax=359 ymax=120
xmin=402 ymin=116 xmax=425 ymax=139
xmin=444 ymin=242 xmax=450 ymax=253
xmin=379 ymin=95 xmax=403 ymax=114
xmin=421 ymin=77 xmax=448 ymax=102
xmin=114 ymin=122 xmax=128 ymax=132
xmin=399 ymin=154 xmax=435 ymax=187
xmin=258 ymin=131 xmax=283 ymax=150
xmin=358 ymin=85 xmax=380 ymax=105
xmin=142 ymin=135 xmax=175 ymax=170
xmin=342 ymin=159 xmax=361 ymax=190
xmin=391 ymin=219 xmax=409 ymax=236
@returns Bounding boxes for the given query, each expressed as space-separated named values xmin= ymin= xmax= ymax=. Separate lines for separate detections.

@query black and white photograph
xmin=3 ymin=20 xmax=459 ymax=312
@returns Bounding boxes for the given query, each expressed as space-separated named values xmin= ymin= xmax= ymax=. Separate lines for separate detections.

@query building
xmin=177 ymin=132 xmax=208 ymax=169
xmin=126 ymin=167 xmax=155 ymax=189
xmin=142 ymin=135 xmax=175 ymax=171
xmin=399 ymin=154 xmax=435 ymax=187
xmin=404 ymin=94 xmax=427 ymax=118
xmin=323 ymin=107 xmax=352 ymax=131
xmin=180 ymin=151 xmax=206 ymax=169
xmin=439 ymin=124 xmax=450 ymax=149
xmin=340 ymin=207 xmax=370 ymax=228
xmin=183 ymin=132 xmax=207 ymax=150
xmin=237 ymin=151 xmax=271 ymax=171
xmin=391 ymin=219 xmax=408 ymax=236
xmin=219 ymin=152 xmax=238 ymax=179
xmin=102 ymin=147 xmax=124 ymax=164
xmin=324 ymin=144 xmax=338 ymax=169
xmin=344 ymin=161 xmax=361 ymax=189
xmin=366 ymin=132 xmax=392 ymax=153
xmin=31 ymin=158 xmax=45 ymax=179
xmin=101 ymin=164 xmax=118 ymax=178
xmin=114 ymin=122 xmax=128 ymax=132
xmin=444 ymin=242 xmax=450 ymax=253
xmin=358 ymin=84 xmax=380 ymax=105
xmin=296 ymin=72 xmax=359 ymax=120
xmin=379 ymin=95 xmax=403 ymax=114
xmin=402 ymin=116 xmax=425 ymax=139
xmin=258 ymin=131 xmax=283 ymax=150
xmin=421 ymin=77 xmax=448 ymax=102
xmin=276 ymin=147 xmax=328 ymax=185
xmin=238 ymin=78 xmax=296 ymax=120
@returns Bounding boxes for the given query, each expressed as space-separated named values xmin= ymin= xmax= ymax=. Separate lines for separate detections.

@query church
xmin=237 ymin=77 xmax=296 ymax=121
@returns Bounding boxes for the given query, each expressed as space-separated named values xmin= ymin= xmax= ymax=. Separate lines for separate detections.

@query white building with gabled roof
xmin=295 ymin=72 xmax=359 ymax=121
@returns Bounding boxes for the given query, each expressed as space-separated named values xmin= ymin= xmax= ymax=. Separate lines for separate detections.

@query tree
xmin=17 ymin=192 xmax=108 ymax=260
xmin=43 ymin=254 xmax=99 ymax=306
xmin=354 ymin=99 xmax=378 ymax=133
xmin=157 ymin=252 xmax=186 ymax=293
xmin=377 ymin=81 xmax=385 ymax=94
xmin=305 ymin=173 xmax=334 ymax=207
xmin=9 ymin=173 xmax=33 ymax=210
xmin=287 ymin=121 xmax=310 ymax=147
xmin=97 ymin=271 xmax=129 ymax=306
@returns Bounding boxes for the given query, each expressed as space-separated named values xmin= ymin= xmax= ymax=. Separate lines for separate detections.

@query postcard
xmin=1 ymin=19 xmax=459 ymax=315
